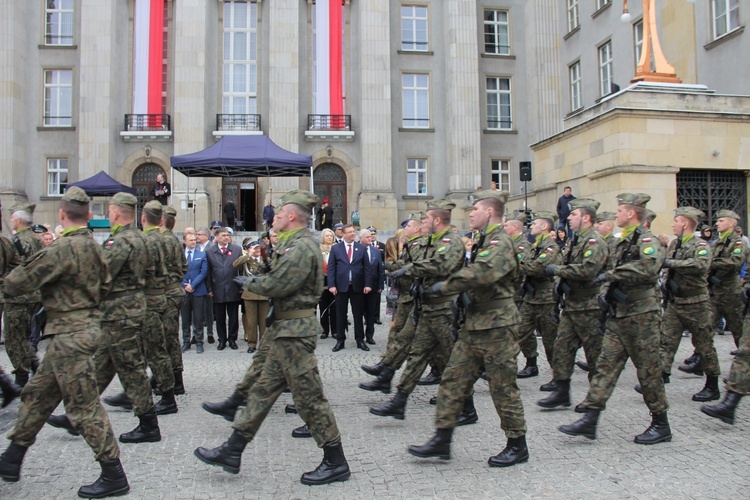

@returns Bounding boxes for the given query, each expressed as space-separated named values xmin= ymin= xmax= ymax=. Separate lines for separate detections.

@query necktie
xmin=187 ymin=250 xmax=192 ymax=262
xmin=221 ymin=246 xmax=227 ymax=255
xmin=347 ymin=244 xmax=352 ymax=261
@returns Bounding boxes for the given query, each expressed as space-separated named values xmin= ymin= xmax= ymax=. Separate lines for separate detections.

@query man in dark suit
xmin=368 ymin=226 xmax=387 ymax=324
xmin=205 ymin=227 xmax=243 ymax=350
xmin=262 ymin=200 xmax=275 ymax=229
xmin=333 ymin=223 xmax=345 ymax=244
xmin=360 ymin=229 xmax=385 ymax=345
xmin=182 ymin=233 xmax=209 ymax=353
xmin=223 ymin=200 xmax=237 ymax=230
xmin=327 ymin=224 xmax=372 ymax=352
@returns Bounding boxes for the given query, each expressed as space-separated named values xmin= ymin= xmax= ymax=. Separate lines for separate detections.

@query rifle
xmin=452 ymin=214 xmax=489 ymax=340
xmin=411 ymin=220 xmax=434 ymax=327
xmin=260 ymin=243 xmax=275 ymax=327
xmin=597 ymin=227 xmax=641 ymax=335
xmin=519 ymin=245 xmax=542 ymax=299
xmin=553 ymin=219 xmax=582 ymax=324
xmin=12 ymin=235 xmax=46 ymax=342
xmin=660 ymin=226 xmax=685 ymax=308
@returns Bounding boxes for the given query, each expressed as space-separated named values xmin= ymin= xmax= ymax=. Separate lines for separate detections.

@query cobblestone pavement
xmin=0 ymin=306 xmax=748 ymax=499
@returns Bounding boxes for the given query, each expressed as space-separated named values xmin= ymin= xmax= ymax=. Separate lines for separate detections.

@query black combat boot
xmin=678 ymin=355 xmax=704 ymax=376
xmin=418 ymin=369 xmax=442 ymax=386
xmin=537 ymin=379 xmax=571 ymax=409
xmin=13 ymin=371 xmax=29 ymax=388
xmin=285 ymin=404 xmax=298 ymax=414
xmin=361 ymin=361 xmax=384 ymax=376
xmin=634 ymin=412 xmax=672 ymax=444
xmin=359 ymin=365 xmax=395 ymax=394
xmin=488 ymin=436 xmax=529 ymax=467
xmin=103 ymin=392 xmax=133 ymax=410
xmin=456 ymin=396 xmax=479 ymax=426
xmin=0 ymin=374 xmax=22 ymax=409
xmin=292 ymin=424 xmax=312 ymax=438
xmin=150 ymin=374 xmax=158 ymax=390
xmin=558 ymin=410 xmax=600 ymax=440
xmin=173 ymin=371 xmax=186 ymax=395
xmin=429 ymin=396 xmax=437 ymax=405
xmin=77 ymin=458 xmax=130 ymax=498
xmin=634 ymin=373 xmax=670 ymax=394
xmin=155 ymin=389 xmax=178 ymax=415
xmin=119 ymin=410 xmax=161 ymax=443
xmin=369 ymin=389 xmax=408 ymax=419
xmin=692 ymin=375 xmax=721 ymax=402
xmin=0 ymin=442 xmax=28 ymax=482
xmin=47 ymin=414 xmax=79 ymax=436
xmin=516 ymin=357 xmax=539 ymax=378
xmin=575 ymin=360 xmax=590 ymax=372
xmin=194 ymin=430 xmax=248 ymax=474
xmin=539 ymin=379 xmax=558 ymax=392
xmin=407 ymin=428 xmax=453 ymax=460
xmin=574 ymin=402 xmax=590 ymax=413
xmin=701 ymin=391 xmax=743 ymax=425
xmin=683 ymin=351 xmax=699 ymax=365
xmin=300 ymin=442 xmax=351 ymax=485
xmin=202 ymin=391 xmax=247 ymax=422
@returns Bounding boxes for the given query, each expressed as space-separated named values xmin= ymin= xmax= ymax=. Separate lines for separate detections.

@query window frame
xmin=597 ymin=41 xmax=613 ymax=98
xmin=595 ymin=0 xmax=612 ymax=11
xmin=222 ymin=0 xmax=259 ymax=116
xmin=406 ymin=158 xmax=428 ymax=195
xmin=401 ymin=73 xmax=430 ymax=129
xmin=569 ymin=61 xmax=582 ymax=112
xmin=491 ymin=159 xmax=511 ymax=193
xmin=483 ymin=9 xmax=510 ymax=55
xmin=712 ymin=0 xmax=740 ymax=39
xmin=567 ymin=0 xmax=580 ymax=33
xmin=486 ymin=76 xmax=513 ymax=130
xmin=45 ymin=0 xmax=74 ymax=46
xmin=47 ymin=158 xmax=69 ymax=197
xmin=400 ymin=4 xmax=429 ymax=52
xmin=43 ymin=69 xmax=73 ymax=127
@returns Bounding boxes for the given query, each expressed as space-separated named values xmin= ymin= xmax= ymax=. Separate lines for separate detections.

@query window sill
xmin=402 ymin=195 xmax=434 ymax=200
xmin=591 ymin=2 xmax=612 ymax=19
xmin=39 ymin=196 xmax=65 ymax=201
xmin=565 ymin=107 xmax=584 ymax=119
xmin=481 ymin=53 xmax=516 ymax=60
xmin=37 ymin=126 xmax=76 ymax=131
xmin=398 ymin=127 xmax=434 ymax=133
xmin=397 ymin=50 xmax=434 ymax=56
xmin=38 ymin=44 xmax=78 ymax=50
xmin=563 ymin=25 xmax=581 ymax=41
xmin=483 ymin=129 xmax=517 ymax=135
xmin=704 ymin=26 xmax=744 ymax=50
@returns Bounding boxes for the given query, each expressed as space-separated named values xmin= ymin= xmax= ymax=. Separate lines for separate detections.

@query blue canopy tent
xmin=67 ymin=171 xmax=137 ymax=229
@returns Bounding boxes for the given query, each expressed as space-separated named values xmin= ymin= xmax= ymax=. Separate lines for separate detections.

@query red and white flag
xmin=314 ymin=0 xmax=344 ymax=118
xmin=133 ymin=0 xmax=165 ymax=116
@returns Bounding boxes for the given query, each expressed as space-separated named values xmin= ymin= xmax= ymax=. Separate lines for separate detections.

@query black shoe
xmin=370 ymin=390 xmax=408 ymax=420
xmin=332 ymin=341 xmax=345 ymax=352
xmin=173 ymin=371 xmax=186 ymax=396
xmin=190 ymin=337 xmax=197 ymax=345
xmin=537 ymin=380 xmax=571 ymax=409
xmin=196 ymin=344 xmax=204 ymax=354
xmin=247 ymin=347 xmax=256 ymax=353
xmin=103 ymin=392 xmax=133 ymax=410
xmin=575 ymin=360 xmax=590 ymax=372
xmin=418 ymin=370 xmax=442 ymax=386
xmin=181 ymin=343 xmax=190 ymax=352
xmin=202 ymin=391 xmax=246 ymax=422
xmin=13 ymin=371 xmax=29 ymax=388
xmin=359 ymin=365 xmax=394 ymax=394
xmin=374 ymin=320 xmax=383 ymax=325
xmin=155 ymin=389 xmax=178 ymax=415
xmin=119 ymin=411 xmax=161 ymax=443
xmin=357 ymin=341 xmax=370 ymax=352
xmin=574 ymin=403 xmax=590 ymax=413
xmin=292 ymin=424 xmax=312 ymax=438
xmin=207 ymin=335 xmax=215 ymax=344
xmin=456 ymin=396 xmax=478 ymax=426
xmin=480 ymin=372 xmax=489 ymax=381
xmin=701 ymin=391 xmax=743 ymax=425
xmin=0 ymin=374 xmax=22 ymax=409
xmin=77 ymin=458 xmax=130 ymax=498
xmin=366 ymin=338 xmax=376 ymax=345
xmin=635 ymin=373 xmax=670 ymax=394
xmin=285 ymin=404 xmax=298 ymax=414
xmin=0 ymin=442 xmax=27 ymax=482
xmin=517 ymin=359 xmax=539 ymax=379
xmin=559 ymin=410 xmax=600 ymax=440
xmin=47 ymin=414 xmax=80 ymax=436
xmin=730 ymin=349 xmax=739 ymax=356
xmin=488 ymin=436 xmax=529 ymax=467
xmin=194 ymin=430 xmax=248 ymax=474
xmin=300 ymin=443 xmax=351 ymax=485
xmin=683 ymin=352 xmax=699 ymax=365
xmin=634 ymin=412 xmax=672 ymax=445
xmin=361 ymin=362 xmax=384 ymax=376
xmin=429 ymin=396 xmax=437 ymax=405
xmin=539 ymin=379 xmax=558 ymax=392
xmin=217 ymin=342 xmax=227 ymax=351
xmin=320 ymin=333 xmax=329 ymax=340
xmin=407 ymin=428 xmax=453 ymax=460
xmin=692 ymin=376 xmax=720 ymax=402
xmin=229 ymin=341 xmax=238 ymax=350
xmin=678 ymin=356 xmax=704 ymax=376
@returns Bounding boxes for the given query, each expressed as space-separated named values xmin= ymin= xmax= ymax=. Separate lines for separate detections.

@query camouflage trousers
xmin=517 ymin=302 xmax=558 ymax=365
xmin=142 ymin=299 xmax=175 ymax=392
xmin=552 ymin=309 xmax=602 ymax=382
xmin=436 ymin=326 xmax=526 ymax=438
xmin=381 ymin=302 xmax=417 ymax=370
xmin=710 ymin=291 xmax=744 ymax=346
xmin=3 ymin=302 xmax=39 ymax=374
xmin=164 ymin=289 xmax=185 ymax=372
xmin=9 ymin=330 xmax=119 ymax=461
xmin=660 ymin=301 xmax=720 ymax=377
xmin=236 ymin=335 xmax=269 ymax=396
xmin=396 ymin=305 xmax=455 ymax=395
xmin=233 ymin=326 xmax=341 ymax=448
xmin=726 ymin=318 xmax=750 ymax=395
xmin=584 ymin=311 xmax=668 ymax=413
xmin=94 ymin=316 xmax=155 ymax=416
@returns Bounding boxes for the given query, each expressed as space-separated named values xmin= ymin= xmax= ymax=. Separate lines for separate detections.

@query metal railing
xmin=124 ymin=114 xmax=171 ymax=131
xmin=216 ymin=114 xmax=262 ymax=131
xmin=307 ymin=114 xmax=351 ymax=131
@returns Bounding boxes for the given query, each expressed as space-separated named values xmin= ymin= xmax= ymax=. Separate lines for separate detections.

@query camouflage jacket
xmin=664 ymin=234 xmax=712 ymax=305
xmin=385 ymin=235 xmax=424 ymax=304
xmin=441 ymin=224 xmax=520 ymax=330
xmin=162 ymin=229 xmax=188 ymax=286
xmin=601 ymin=233 xmax=618 ymax=254
xmin=709 ymin=231 xmax=747 ymax=294
xmin=519 ymin=233 xmax=562 ymax=305
xmin=511 ymin=233 xmax=527 ymax=303
xmin=5 ymin=227 xmax=43 ymax=304
xmin=101 ymin=224 xmax=148 ymax=319
xmin=4 ymin=227 xmax=109 ymax=335
xmin=602 ymin=226 xmax=665 ymax=317
xmin=0 ymin=236 xmax=15 ymax=284
xmin=233 ymin=253 xmax=268 ymax=301
xmin=555 ymin=226 xmax=609 ymax=311
xmin=144 ymin=226 xmax=168 ymax=291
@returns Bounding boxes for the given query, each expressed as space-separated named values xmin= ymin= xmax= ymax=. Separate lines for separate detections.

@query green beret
xmin=569 ymin=198 xmax=600 ymax=212
xmin=407 ymin=212 xmax=426 ymax=222
xmin=473 ymin=190 xmax=509 ymax=205
xmin=143 ymin=200 xmax=163 ymax=217
xmin=280 ymin=189 xmax=319 ymax=212
xmin=616 ymin=193 xmax=650 ymax=208
xmin=62 ymin=186 xmax=90 ymax=205
xmin=645 ymin=209 xmax=657 ymax=224
xmin=596 ymin=211 xmax=616 ymax=222
xmin=9 ymin=202 xmax=36 ymax=215
xmin=426 ymin=199 xmax=456 ymax=212
xmin=110 ymin=192 xmax=138 ymax=210
xmin=534 ymin=211 xmax=558 ymax=225
xmin=508 ymin=211 xmax=527 ymax=225
xmin=674 ymin=207 xmax=704 ymax=224
xmin=716 ymin=209 xmax=740 ymax=220
xmin=163 ymin=206 xmax=177 ymax=217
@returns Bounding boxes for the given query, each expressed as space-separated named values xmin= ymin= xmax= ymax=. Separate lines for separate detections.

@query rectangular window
xmin=486 ymin=77 xmax=512 ymax=130
xmin=713 ymin=0 xmax=740 ymax=39
xmin=567 ymin=0 xmax=579 ymax=32
xmin=598 ymin=41 xmax=613 ymax=97
xmin=45 ymin=0 xmax=74 ymax=46
xmin=569 ymin=62 xmax=582 ymax=111
xmin=596 ymin=0 xmax=611 ymax=10
xmin=401 ymin=5 xmax=428 ymax=51
xmin=402 ymin=74 xmax=430 ymax=128
xmin=407 ymin=159 xmax=428 ymax=195
xmin=483 ymin=9 xmax=510 ymax=55
xmin=223 ymin=1 xmax=258 ymax=115
xmin=44 ymin=69 xmax=73 ymax=126
xmin=491 ymin=160 xmax=511 ymax=192
xmin=47 ymin=158 xmax=69 ymax=197
xmin=633 ymin=20 xmax=655 ymax=72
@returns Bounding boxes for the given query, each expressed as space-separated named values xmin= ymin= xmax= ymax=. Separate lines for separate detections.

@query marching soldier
xmin=595 ymin=211 xmax=618 ymax=252
xmin=559 ymin=193 xmax=672 ymax=445
xmin=537 ymin=199 xmax=609 ymax=411
xmin=503 ymin=212 xmax=528 ymax=311
xmin=0 ymin=235 xmax=22 ymax=407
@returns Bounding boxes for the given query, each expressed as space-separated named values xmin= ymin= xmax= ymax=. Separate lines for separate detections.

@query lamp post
xmin=622 ymin=0 xmax=682 ymax=84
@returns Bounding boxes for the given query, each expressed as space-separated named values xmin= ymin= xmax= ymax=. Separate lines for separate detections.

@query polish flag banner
xmin=314 ymin=0 xmax=344 ymax=122
xmin=133 ymin=0 xmax=164 ymax=119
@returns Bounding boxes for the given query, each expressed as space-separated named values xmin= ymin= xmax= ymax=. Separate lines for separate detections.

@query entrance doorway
xmin=222 ymin=177 xmax=257 ymax=231
xmin=677 ymin=169 xmax=747 ymax=229
xmin=313 ymin=164 xmax=347 ymax=225
xmin=132 ymin=163 xmax=167 ymax=216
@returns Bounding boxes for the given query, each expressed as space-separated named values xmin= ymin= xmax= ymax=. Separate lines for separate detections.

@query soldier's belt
xmin=46 ymin=307 xmax=97 ymax=320
xmin=144 ymin=288 xmax=165 ymax=295
xmin=106 ymin=289 xmax=140 ymax=300
xmin=528 ymin=281 xmax=554 ymax=290
xmin=626 ymin=289 xmax=654 ymax=301
xmin=468 ymin=297 xmax=514 ymax=313
xmin=275 ymin=309 xmax=315 ymax=320
xmin=165 ymin=282 xmax=183 ymax=291
xmin=567 ymin=287 xmax=601 ymax=297
xmin=675 ymin=286 xmax=708 ymax=298
xmin=422 ymin=295 xmax=457 ymax=305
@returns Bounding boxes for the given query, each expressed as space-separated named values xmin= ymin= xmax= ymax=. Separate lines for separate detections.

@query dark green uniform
xmin=726 ymin=320 xmax=750 ymax=395
xmin=162 ymin=228 xmax=188 ymax=373
xmin=511 ymin=233 xmax=527 ymax=309
xmin=709 ymin=230 xmax=747 ymax=345
xmin=0 ymin=235 xmax=18 ymax=378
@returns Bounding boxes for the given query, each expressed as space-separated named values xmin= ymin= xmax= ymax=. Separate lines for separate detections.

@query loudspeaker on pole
xmin=519 ymin=161 xmax=532 ymax=182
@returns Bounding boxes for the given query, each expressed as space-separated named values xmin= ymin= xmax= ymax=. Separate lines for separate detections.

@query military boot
xmin=361 ymin=361 xmax=384 ymax=376
xmin=150 ymin=374 xmax=158 ymax=390
xmin=103 ymin=392 xmax=133 ymax=410
xmin=634 ymin=412 xmax=672 ymax=445
xmin=155 ymin=389 xmax=178 ymax=415
xmin=173 ymin=371 xmax=186 ymax=395
xmin=574 ymin=402 xmax=590 ymax=413
xmin=683 ymin=351 xmax=699 ymax=365
xmin=359 ymin=365 xmax=395 ymax=394
xmin=634 ymin=373 xmax=670 ymax=394
xmin=369 ymin=389 xmax=408 ymax=420
xmin=558 ymin=410 xmax=600 ymax=440
xmin=488 ymin=436 xmax=529 ymax=467
xmin=13 ymin=371 xmax=29 ymax=388
xmin=285 ymin=404 xmax=298 ymax=414
xmin=701 ymin=391 xmax=743 ymax=425
xmin=194 ymin=430 xmax=248 ymax=474
xmin=0 ymin=442 xmax=28 ymax=482
xmin=678 ymin=355 xmax=704 ymax=376
xmin=407 ymin=428 xmax=453 ymax=460
xmin=692 ymin=375 xmax=720 ymax=402
xmin=119 ymin=410 xmax=161 ymax=443
xmin=516 ymin=357 xmax=538 ymax=378
xmin=202 ymin=391 xmax=246 ymax=422
xmin=0 ymin=374 xmax=22 ymax=409
xmin=575 ymin=360 xmax=590 ymax=372
xmin=537 ymin=379 xmax=571 ymax=409
xmin=300 ymin=442 xmax=351 ymax=485
xmin=418 ymin=369 xmax=441 ymax=386
xmin=456 ymin=396 xmax=479 ymax=426
xmin=46 ymin=414 xmax=79 ymax=436
xmin=292 ymin=424 xmax=312 ymax=438
xmin=539 ymin=379 xmax=558 ymax=392
xmin=77 ymin=458 xmax=130 ymax=498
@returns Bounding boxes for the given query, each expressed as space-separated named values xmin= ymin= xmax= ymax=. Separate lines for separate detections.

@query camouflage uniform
xmin=0 ymin=235 xmax=17 ymax=376
xmin=161 ymin=226 xmax=188 ymax=372
xmin=510 ymin=233 xmax=527 ymax=310
xmin=4 ymin=225 xmax=119 ymax=461
xmin=708 ymin=226 xmax=747 ymax=346
xmin=725 ymin=321 xmax=750 ymax=395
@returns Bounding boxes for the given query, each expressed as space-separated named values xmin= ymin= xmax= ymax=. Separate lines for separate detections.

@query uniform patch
xmin=479 ymin=250 xmax=491 ymax=257
xmin=284 ymin=248 xmax=291 ymax=254
xmin=698 ymin=249 xmax=708 ymax=256
xmin=583 ymin=249 xmax=592 ymax=258
xmin=588 ymin=239 xmax=597 ymax=244
xmin=518 ymin=246 xmax=525 ymax=251
xmin=642 ymin=237 xmax=652 ymax=243
xmin=643 ymin=246 xmax=655 ymax=255
xmin=698 ymin=242 xmax=707 ymax=246
xmin=106 ymin=240 xmax=114 ymax=246
xmin=734 ymin=248 xmax=743 ymax=254
xmin=736 ymin=241 xmax=743 ymax=246
xmin=489 ymin=240 xmax=499 ymax=246
xmin=539 ymin=253 xmax=548 ymax=260
xmin=437 ymin=246 xmax=447 ymax=254
xmin=442 ymin=238 xmax=451 ymax=243
xmin=545 ymin=247 xmax=554 ymax=253
xmin=517 ymin=253 xmax=523 ymax=260
xmin=412 ymin=241 xmax=420 ymax=247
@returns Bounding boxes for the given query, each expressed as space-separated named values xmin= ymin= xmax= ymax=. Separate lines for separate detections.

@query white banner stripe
xmin=133 ymin=0 xmax=151 ymax=114
xmin=314 ymin=0 xmax=330 ymax=116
